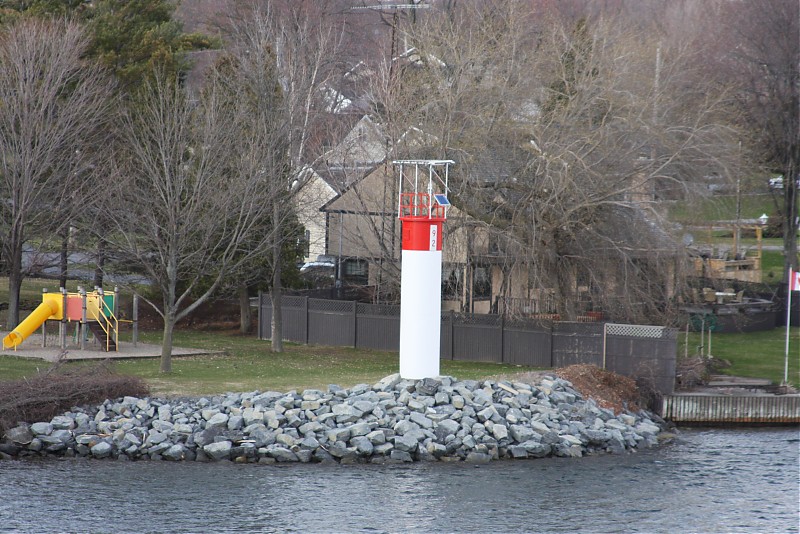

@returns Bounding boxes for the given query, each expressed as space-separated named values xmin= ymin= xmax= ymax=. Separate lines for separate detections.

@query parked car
xmin=768 ymin=175 xmax=799 ymax=190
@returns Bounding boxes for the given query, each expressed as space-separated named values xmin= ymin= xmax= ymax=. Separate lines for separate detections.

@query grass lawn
xmin=667 ymin=192 xmax=778 ymax=224
xmin=677 ymin=327 xmax=800 ymax=388
xmin=0 ymin=329 xmax=536 ymax=397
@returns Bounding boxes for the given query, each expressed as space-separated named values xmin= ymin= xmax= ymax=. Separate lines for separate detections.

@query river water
xmin=1 ymin=427 xmax=797 ymax=533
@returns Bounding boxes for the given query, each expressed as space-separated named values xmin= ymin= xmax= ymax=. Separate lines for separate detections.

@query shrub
xmin=0 ymin=357 xmax=149 ymax=434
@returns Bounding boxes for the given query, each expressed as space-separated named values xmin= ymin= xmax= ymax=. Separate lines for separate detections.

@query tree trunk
xmin=271 ymin=255 xmax=283 ymax=353
xmin=59 ymin=227 xmax=69 ymax=289
xmin=6 ymin=234 xmax=24 ymax=329
xmin=239 ymin=283 xmax=252 ymax=334
xmin=160 ymin=311 xmax=175 ymax=373
xmin=94 ymin=238 xmax=105 ymax=289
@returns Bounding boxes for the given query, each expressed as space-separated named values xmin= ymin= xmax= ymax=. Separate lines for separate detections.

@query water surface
xmin=1 ymin=428 xmax=797 ymax=533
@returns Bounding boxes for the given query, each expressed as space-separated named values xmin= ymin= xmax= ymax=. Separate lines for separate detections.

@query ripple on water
xmin=0 ymin=428 xmax=797 ymax=533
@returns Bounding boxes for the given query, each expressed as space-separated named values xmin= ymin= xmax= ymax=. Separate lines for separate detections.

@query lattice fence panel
xmin=309 ymin=299 xmax=355 ymax=313
xmin=357 ymin=303 xmax=401 ymax=317
xmin=606 ymin=323 xmax=676 ymax=339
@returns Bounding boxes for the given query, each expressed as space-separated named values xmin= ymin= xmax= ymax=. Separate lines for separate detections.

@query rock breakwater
xmin=0 ymin=374 xmax=667 ymax=464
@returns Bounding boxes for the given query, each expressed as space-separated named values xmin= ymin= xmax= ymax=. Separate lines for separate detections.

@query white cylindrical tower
xmin=395 ymin=160 xmax=453 ymax=380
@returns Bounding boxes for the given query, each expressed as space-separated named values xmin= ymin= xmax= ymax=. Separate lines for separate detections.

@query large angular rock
xmin=267 ymin=447 xmax=299 ymax=462
xmin=91 ymin=441 xmax=113 ymax=458
xmin=243 ymin=408 xmax=265 ymax=426
xmin=374 ymin=373 xmax=402 ymax=392
xmin=393 ymin=420 xmax=420 ymax=436
xmin=393 ymin=434 xmax=419 ymax=453
xmin=434 ymin=419 xmax=460 ymax=442
xmin=386 ymin=449 xmax=412 ymax=462
xmin=30 ymin=422 xmax=53 ymax=436
xmin=5 ymin=426 xmax=33 ymax=445
xmin=521 ymin=440 xmax=551 ymax=458
xmin=326 ymin=427 xmax=351 ymax=443
xmin=151 ymin=420 xmax=174 ymax=433
xmin=348 ymin=422 xmax=372 ymax=437
xmin=352 ymin=401 xmax=376 ymax=415
xmin=203 ymin=441 xmax=232 ymax=461
xmin=332 ymin=404 xmax=363 ymax=424
xmin=205 ymin=413 xmax=229 ymax=429
xmin=299 ymin=436 xmax=320 ymax=450
xmin=408 ymin=412 xmax=433 ymax=429
xmin=415 ymin=378 xmax=442 ymax=396
xmin=162 ymin=444 xmax=187 ymax=461
xmin=50 ymin=416 xmax=75 ymax=430
xmin=508 ymin=446 xmax=529 ymax=459
xmin=465 ymin=452 xmax=492 ymax=464
xmin=509 ymin=425 xmax=536 ymax=444
xmin=426 ymin=441 xmax=447 ymax=458
xmin=350 ymin=435 xmax=374 ymax=455
xmin=366 ymin=430 xmax=387 ymax=445
xmin=145 ymin=431 xmax=168 ymax=446
xmin=492 ymin=424 xmax=509 ymax=441
xmin=157 ymin=405 xmax=172 ymax=422
xmin=275 ymin=434 xmax=296 ymax=447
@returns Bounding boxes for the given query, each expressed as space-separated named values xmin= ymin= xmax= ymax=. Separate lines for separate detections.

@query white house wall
xmin=294 ymin=170 xmax=338 ymax=263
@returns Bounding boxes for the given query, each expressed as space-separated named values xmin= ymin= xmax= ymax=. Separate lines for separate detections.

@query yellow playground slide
xmin=3 ymin=299 xmax=59 ymax=349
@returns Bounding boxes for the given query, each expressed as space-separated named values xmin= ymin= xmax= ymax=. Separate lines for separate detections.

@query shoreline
xmin=1 ymin=373 xmax=670 ymax=464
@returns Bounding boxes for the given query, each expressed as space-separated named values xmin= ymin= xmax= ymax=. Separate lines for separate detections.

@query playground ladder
xmin=88 ymin=298 xmax=119 ymax=352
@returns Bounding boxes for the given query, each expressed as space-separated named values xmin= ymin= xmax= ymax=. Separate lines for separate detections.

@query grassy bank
xmin=677 ymin=327 xmax=800 ymax=387
xmin=0 ymin=329 xmax=533 ymax=396
xmin=2 ymin=324 xmax=798 ymax=397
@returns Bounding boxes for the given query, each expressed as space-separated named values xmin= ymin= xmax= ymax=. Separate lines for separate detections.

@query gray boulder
xmin=393 ymin=434 xmax=419 ymax=453
xmin=203 ymin=441 xmax=232 ymax=461
xmin=350 ymin=436 xmax=374 ymax=455
xmin=389 ymin=449 xmax=413 ymax=462
xmin=91 ymin=441 xmax=113 ymax=458
xmin=30 ymin=422 xmax=53 ymax=436
xmin=50 ymin=415 xmax=75 ymax=430
xmin=205 ymin=413 xmax=229 ymax=429
xmin=5 ymin=426 xmax=33 ymax=445
xmin=267 ymin=447 xmax=299 ymax=463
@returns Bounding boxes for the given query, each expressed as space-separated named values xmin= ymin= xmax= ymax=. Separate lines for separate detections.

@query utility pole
xmin=350 ymin=2 xmax=431 ymax=303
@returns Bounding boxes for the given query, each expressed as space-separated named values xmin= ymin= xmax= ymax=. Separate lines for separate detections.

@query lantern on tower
xmin=394 ymin=159 xmax=454 ymax=379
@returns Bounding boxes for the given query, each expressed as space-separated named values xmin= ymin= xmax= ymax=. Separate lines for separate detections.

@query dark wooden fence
xmin=259 ymin=294 xmax=676 ymax=394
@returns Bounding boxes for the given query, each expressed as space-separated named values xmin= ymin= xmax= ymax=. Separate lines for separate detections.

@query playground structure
xmin=2 ymin=287 xmax=126 ymax=351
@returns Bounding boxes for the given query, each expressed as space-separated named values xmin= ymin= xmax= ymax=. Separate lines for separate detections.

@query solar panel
xmin=433 ymin=194 xmax=450 ymax=206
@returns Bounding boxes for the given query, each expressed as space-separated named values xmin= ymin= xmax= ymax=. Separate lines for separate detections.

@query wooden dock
xmin=662 ymin=394 xmax=800 ymax=424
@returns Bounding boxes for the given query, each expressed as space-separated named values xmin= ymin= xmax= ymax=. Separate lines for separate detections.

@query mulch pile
xmin=554 ymin=364 xmax=642 ymax=414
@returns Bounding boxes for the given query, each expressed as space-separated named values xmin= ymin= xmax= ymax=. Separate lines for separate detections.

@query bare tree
xmin=0 ymin=18 xmax=114 ymax=328
xmin=223 ymin=0 xmax=343 ymax=351
xmin=105 ymin=71 xmax=279 ymax=372
xmin=717 ymin=0 xmax=799 ymax=275
xmin=374 ymin=2 xmax=742 ymax=322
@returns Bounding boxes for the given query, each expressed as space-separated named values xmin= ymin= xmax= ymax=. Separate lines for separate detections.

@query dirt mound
xmin=555 ymin=364 xmax=641 ymax=414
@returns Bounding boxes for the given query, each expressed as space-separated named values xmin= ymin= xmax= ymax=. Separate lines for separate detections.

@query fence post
xmin=449 ymin=310 xmax=455 ymax=360
xmin=79 ymin=287 xmax=87 ymax=351
xmin=352 ymin=301 xmax=357 ymax=348
xmin=499 ymin=313 xmax=505 ymax=363
xmin=304 ymin=296 xmax=309 ymax=345
xmin=41 ymin=288 xmax=47 ymax=347
xmin=257 ymin=291 xmax=262 ymax=340
xmin=60 ymin=287 xmax=67 ymax=350
xmin=132 ymin=294 xmax=138 ymax=347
